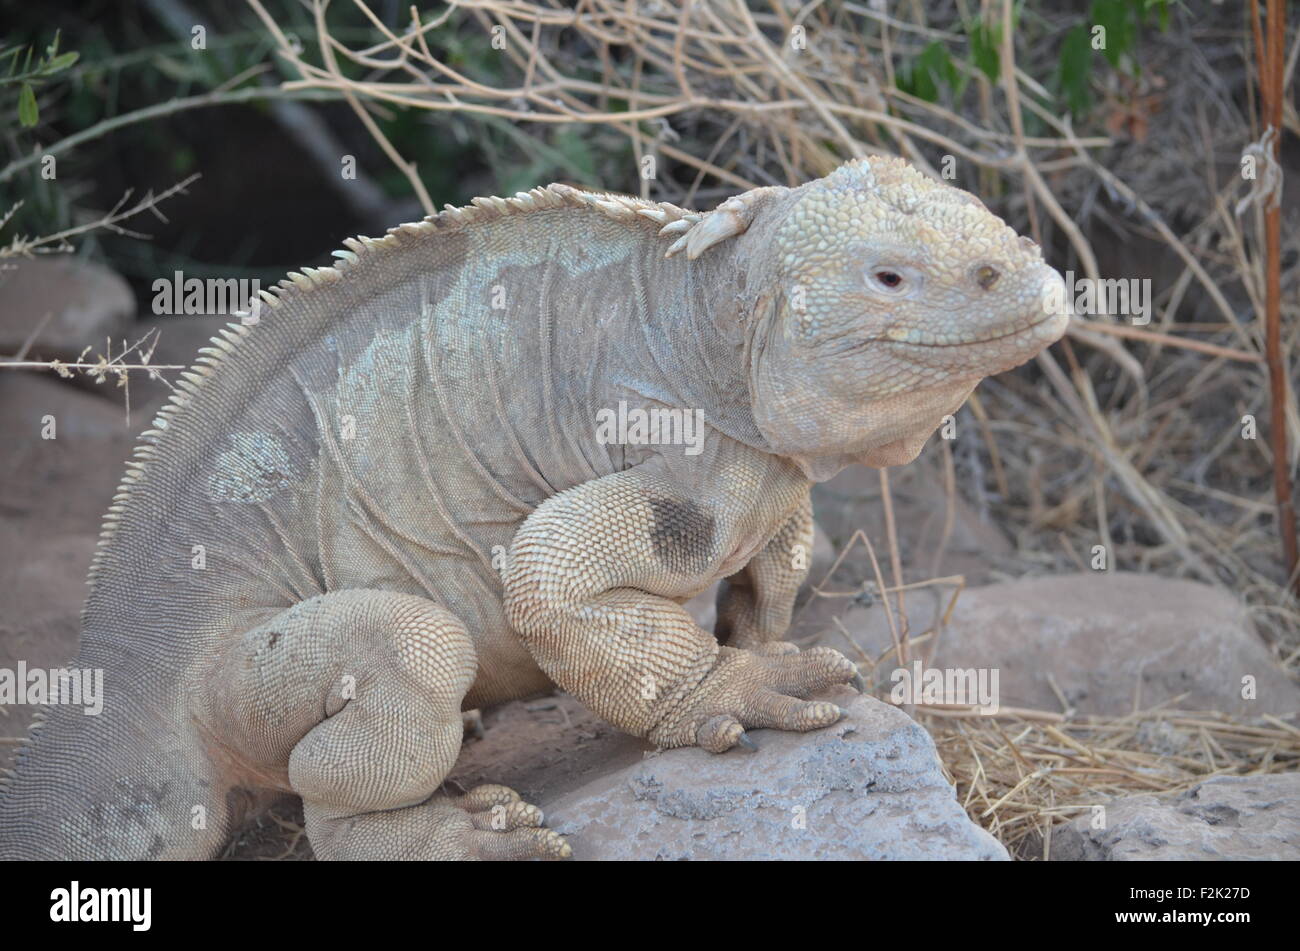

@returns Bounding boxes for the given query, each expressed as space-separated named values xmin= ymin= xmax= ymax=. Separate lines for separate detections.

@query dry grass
xmin=919 ymin=704 xmax=1300 ymax=859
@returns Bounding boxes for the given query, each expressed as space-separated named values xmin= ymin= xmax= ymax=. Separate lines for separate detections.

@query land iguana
xmin=0 ymin=157 xmax=1068 ymax=860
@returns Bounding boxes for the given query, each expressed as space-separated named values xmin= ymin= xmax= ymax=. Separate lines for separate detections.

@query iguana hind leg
xmin=205 ymin=589 xmax=568 ymax=860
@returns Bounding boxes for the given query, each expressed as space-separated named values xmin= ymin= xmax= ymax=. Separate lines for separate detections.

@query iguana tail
xmin=0 ymin=683 xmax=239 ymax=860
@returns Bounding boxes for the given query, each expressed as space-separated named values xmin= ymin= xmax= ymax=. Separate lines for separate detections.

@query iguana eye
xmin=873 ymin=269 xmax=904 ymax=290
xmin=974 ymin=265 xmax=1001 ymax=290
xmin=865 ymin=263 xmax=923 ymax=296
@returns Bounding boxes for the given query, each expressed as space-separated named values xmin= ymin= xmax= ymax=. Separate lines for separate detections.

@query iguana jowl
xmin=0 ymin=157 xmax=1067 ymax=859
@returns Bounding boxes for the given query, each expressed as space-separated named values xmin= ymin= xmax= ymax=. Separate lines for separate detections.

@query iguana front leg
xmin=503 ymin=466 xmax=859 ymax=753
xmin=715 ymin=492 xmax=813 ymax=649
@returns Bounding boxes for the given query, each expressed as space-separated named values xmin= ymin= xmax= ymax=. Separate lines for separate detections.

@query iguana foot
xmin=441 ymin=784 xmax=570 ymax=859
xmin=302 ymin=787 xmax=569 ymax=860
xmin=650 ymin=644 xmax=860 ymax=753
xmin=322 ymin=784 xmax=569 ymax=860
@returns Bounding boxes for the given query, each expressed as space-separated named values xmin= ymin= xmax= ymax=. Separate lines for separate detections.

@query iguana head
xmin=729 ymin=156 xmax=1068 ymax=480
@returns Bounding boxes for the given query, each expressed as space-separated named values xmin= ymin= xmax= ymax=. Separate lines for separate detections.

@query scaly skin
xmin=0 ymin=157 xmax=1067 ymax=859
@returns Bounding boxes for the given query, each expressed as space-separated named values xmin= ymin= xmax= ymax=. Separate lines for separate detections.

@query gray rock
xmin=822 ymin=572 xmax=1298 ymax=717
xmin=1051 ymin=773 xmax=1300 ymax=861
xmin=0 ymin=372 xmax=141 ymax=777
xmin=0 ymin=256 xmax=134 ymax=359
xmin=544 ymin=688 xmax=1008 ymax=860
xmin=808 ymin=457 xmax=1013 ymax=593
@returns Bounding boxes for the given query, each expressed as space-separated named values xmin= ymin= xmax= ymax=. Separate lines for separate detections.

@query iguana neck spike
xmin=662 ymin=185 xmax=790 ymax=259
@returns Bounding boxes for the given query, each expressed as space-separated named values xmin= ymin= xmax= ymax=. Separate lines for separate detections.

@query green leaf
xmin=1090 ymin=0 xmax=1135 ymax=70
xmin=900 ymin=41 xmax=961 ymax=103
xmin=1057 ymin=25 xmax=1093 ymax=117
xmin=968 ymin=22 xmax=1001 ymax=82
xmin=553 ymin=127 xmax=596 ymax=182
xmin=43 ymin=51 xmax=78 ymax=74
xmin=1149 ymin=0 xmax=1170 ymax=32
xmin=171 ymin=146 xmax=196 ymax=175
xmin=18 ymin=81 xmax=37 ymax=127
xmin=901 ymin=61 xmax=937 ymax=102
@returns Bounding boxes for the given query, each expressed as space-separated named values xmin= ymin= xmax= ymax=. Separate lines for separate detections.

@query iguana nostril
xmin=975 ymin=265 xmax=1000 ymax=290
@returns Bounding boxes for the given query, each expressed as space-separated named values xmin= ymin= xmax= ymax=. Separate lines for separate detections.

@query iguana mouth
xmin=832 ymin=310 xmax=1065 ymax=357
xmin=881 ymin=311 xmax=1066 ymax=349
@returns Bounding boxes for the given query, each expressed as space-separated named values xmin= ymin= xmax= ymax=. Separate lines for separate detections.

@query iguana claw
xmin=736 ymin=732 xmax=758 ymax=752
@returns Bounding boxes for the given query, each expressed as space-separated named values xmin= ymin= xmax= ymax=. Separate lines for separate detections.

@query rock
xmin=448 ymin=693 xmax=649 ymax=808
xmin=821 ymin=572 xmax=1298 ymax=717
xmin=786 ymin=457 xmax=1013 ymax=645
xmin=0 ymin=257 xmax=134 ymax=360
xmin=0 ymin=371 xmax=138 ymax=527
xmin=0 ymin=373 xmax=141 ymax=774
xmin=1051 ymin=773 xmax=1300 ymax=861
xmin=809 ymin=455 xmax=1013 ymax=590
xmin=544 ymin=688 xmax=1008 ymax=860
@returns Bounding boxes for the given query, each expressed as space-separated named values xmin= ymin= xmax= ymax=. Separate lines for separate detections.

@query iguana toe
xmin=453 ymin=783 xmax=548 ymax=830
xmin=742 ymin=694 xmax=845 ymax=732
xmin=468 ymin=800 xmax=545 ymax=831
xmin=451 ymin=782 xmax=522 ymax=812
xmin=695 ymin=713 xmax=748 ymax=753
xmin=759 ymin=645 xmax=859 ymax=695
xmin=470 ymin=826 xmax=572 ymax=861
